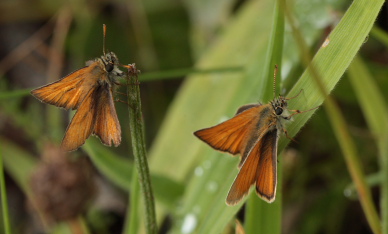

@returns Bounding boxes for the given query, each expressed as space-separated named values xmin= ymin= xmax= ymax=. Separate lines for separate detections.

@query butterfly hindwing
xmin=60 ymin=86 xmax=98 ymax=151
xmin=255 ymin=129 xmax=278 ymax=202
xmin=93 ymin=84 xmax=121 ymax=147
xmin=226 ymin=137 xmax=263 ymax=205
xmin=235 ymin=104 xmax=260 ymax=115
xmin=226 ymin=129 xmax=278 ymax=205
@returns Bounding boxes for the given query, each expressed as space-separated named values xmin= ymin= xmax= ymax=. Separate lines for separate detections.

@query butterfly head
xmin=271 ymin=96 xmax=288 ymax=116
xmin=101 ymin=52 xmax=123 ymax=77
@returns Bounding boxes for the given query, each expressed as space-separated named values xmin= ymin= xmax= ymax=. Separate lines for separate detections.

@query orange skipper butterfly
xmin=194 ymin=66 xmax=317 ymax=205
xmin=31 ymin=25 xmax=130 ymax=151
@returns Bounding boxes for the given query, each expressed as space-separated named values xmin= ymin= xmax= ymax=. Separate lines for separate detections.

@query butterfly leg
xmin=114 ymin=97 xmax=131 ymax=106
xmin=116 ymin=91 xmax=127 ymax=97
xmin=286 ymin=105 xmax=319 ymax=119
xmin=282 ymin=128 xmax=298 ymax=143
xmin=114 ymin=80 xmax=141 ymax=87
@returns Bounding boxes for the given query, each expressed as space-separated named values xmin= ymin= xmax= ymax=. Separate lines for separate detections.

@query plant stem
xmin=124 ymin=165 xmax=140 ymax=234
xmin=126 ymin=64 xmax=157 ymax=234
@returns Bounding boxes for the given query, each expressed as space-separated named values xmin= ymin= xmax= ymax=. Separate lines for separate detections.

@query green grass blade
xmin=280 ymin=0 xmax=384 ymax=149
xmin=244 ymin=0 xmax=284 ymax=233
xmin=139 ymin=67 xmax=243 ymax=81
xmin=380 ymin=134 xmax=388 ymax=234
xmin=0 ymin=89 xmax=31 ymax=99
xmin=347 ymin=56 xmax=388 ymax=137
xmin=0 ymin=144 xmax=11 ymax=234
xmin=371 ymin=26 xmax=388 ymax=47
xmin=124 ymin=168 xmax=141 ymax=234
xmin=0 ymin=138 xmax=37 ymax=192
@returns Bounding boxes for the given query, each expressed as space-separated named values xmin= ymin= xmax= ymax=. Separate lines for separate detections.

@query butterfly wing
xmin=226 ymin=129 xmax=278 ymax=205
xmin=255 ymin=129 xmax=278 ymax=203
xmin=92 ymin=84 xmax=121 ymax=147
xmin=60 ymin=86 xmax=98 ymax=151
xmin=31 ymin=61 xmax=104 ymax=110
xmin=256 ymin=128 xmax=279 ymax=202
xmin=60 ymin=82 xmax=121 ymax=151
xmin=194 ymin=104 xmax=262 ymax=155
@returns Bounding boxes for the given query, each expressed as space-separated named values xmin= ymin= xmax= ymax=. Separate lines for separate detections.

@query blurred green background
xmin=0 ymin=0 xmax=387 ymax=233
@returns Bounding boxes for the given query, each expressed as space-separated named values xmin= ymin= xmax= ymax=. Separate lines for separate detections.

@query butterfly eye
xmin=105 ymin=63 xmax=114 ymax=72
xmin=275 ymin=107 xmax=283 ymax=115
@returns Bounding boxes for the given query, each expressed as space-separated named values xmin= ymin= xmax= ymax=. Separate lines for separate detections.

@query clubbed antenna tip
xmin=103 ymin=24 xmax=107 ymax=55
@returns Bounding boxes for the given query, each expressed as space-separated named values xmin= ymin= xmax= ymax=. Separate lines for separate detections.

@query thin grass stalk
xmin=139 ymin=66 xmax=242 ymax=81
xmin=0 ymin=145 xmax=11 ymax=234
xmin=365 ymin=27 xmax=388 ymax=234
xmin=371 ymin=26 xmax=388 ymax=47
xmin=47 ymin=8 xmax=72 ymax=143
xmin=0 ymin=67 xmax=243 ymax=100
xmin=380 ymin=135 xmax=388 ymax=234
xmin=282 ymin=0 xmax=382 ymax=233
xmin=126 ymin=65 xmax=157 ymax=234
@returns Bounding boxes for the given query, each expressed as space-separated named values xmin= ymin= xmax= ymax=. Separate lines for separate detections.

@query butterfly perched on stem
xmin=194 ymin=66 xmax=318 ymax=205
xmin=31 ymin=24 xmax=132 ymax=151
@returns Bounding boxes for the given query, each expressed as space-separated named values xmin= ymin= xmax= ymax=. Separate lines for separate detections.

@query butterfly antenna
xmin=286 ymin=89 xmax=303 ymax=100
xmin=103 ymin=24 xmax=107 ymax=56
xmin=273 ymin=64 xmax=278 ymax=98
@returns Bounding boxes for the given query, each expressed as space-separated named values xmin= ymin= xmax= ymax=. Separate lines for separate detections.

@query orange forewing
xmin=31 ymin=62 xmax=104 ymax=110
xmin=226 ymin=129 xmax=278 ymax=205
xmin=194 ymin=104 xmax=261 ymax=155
